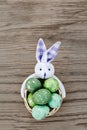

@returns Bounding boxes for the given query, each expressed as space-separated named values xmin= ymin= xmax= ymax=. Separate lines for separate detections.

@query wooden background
xmin=0 ymin=0 xmax=87 ymax=130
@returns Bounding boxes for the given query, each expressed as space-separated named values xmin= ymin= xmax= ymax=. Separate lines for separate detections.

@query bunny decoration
xmin=21 ymin=38 xmax=66 ymax=120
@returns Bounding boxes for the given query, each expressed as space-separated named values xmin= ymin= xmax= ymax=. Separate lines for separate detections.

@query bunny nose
xmin=44 ymin=73 xmax=46 ymax=78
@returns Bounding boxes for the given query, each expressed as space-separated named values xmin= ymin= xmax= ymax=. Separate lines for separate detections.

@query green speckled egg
xmin=44 ymin=78 xmax=59 ymax=92
xmin=26 ymin=78 xmax=42 ymax=92
xmin=27 ymin=93 xmax=35 ymax=108
xmin=32 ymin=89 xmax=51 ymax=105
xmin=32 ymin=105 xmax=50 ymax=120
xmin=48 ymin=93 xmax=62 ymax=108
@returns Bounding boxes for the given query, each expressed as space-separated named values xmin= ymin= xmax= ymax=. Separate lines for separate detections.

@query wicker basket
xmin=24 ymin=87 xmax=63 ymax=117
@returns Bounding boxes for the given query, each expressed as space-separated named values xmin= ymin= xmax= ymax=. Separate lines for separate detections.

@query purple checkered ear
xmin=46 ymin=41 xmax=61 ymax=63
xmin=36 ymin=38 xmax=46 ymax=62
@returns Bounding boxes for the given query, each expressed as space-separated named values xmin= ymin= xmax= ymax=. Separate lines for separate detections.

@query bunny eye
xmin=48 ymin=68 xmax=51 ymax=71
xmin=40 ymin=68 xmax=42 ymax=71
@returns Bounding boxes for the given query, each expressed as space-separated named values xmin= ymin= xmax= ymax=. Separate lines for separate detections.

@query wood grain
xmin=0 ymin=0 xmax=87 ymax=130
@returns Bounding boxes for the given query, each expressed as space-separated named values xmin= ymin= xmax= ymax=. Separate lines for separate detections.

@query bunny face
xmin=35 ymin=62 xmax=55 ymax=79
xmin=35 ymin=38 xmax=61 ymax=79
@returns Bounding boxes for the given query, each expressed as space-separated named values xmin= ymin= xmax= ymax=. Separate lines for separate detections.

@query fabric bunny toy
xmin=21 ymin=38 xmax=66 ymax=99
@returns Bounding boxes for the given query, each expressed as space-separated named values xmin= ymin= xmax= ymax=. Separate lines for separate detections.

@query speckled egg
xmin=32 ymin=89 xmax=51 ymax=105
xmin=44 ymin=78 xmax=59 ymax=92
xmin=32 ymin=105 xmax=50 ymax=120
xmin=26 ymin=78 xmax=42 ymax=92
xmin=48 ymin=93 xmax=62 ymax=108
xmin=27 ymin=93 xmax=35 ymax=108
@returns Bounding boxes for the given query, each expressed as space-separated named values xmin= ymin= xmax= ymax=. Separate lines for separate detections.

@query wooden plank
xmin=0 ymin=0 xmax=87 ymax=130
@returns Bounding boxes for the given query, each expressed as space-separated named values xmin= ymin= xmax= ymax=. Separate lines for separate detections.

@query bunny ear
xmin=36 ymin=38 xmax=46 ymax=62
xmin=46 ymin=41 xmax=61 ymax=63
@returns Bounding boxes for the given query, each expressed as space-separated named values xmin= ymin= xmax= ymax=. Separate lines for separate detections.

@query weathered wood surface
xmin=0 ymin=0 xmax=87 ymax=130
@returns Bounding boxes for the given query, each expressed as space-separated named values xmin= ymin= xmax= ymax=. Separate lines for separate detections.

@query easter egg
xmin=48 ymin=93 xmax=62 ymax=108
xmin=27 ymin=93 xmax=35 ymax=107
xmin=26 ymin=78 xmax=42 ymax=92
xmin=32 ymin=105 xmax=50 ymax=120
xmin=32 ymin=89 xmax=51 ymax=105
xmin=44 ymin=78 xmax=59 ymax=92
